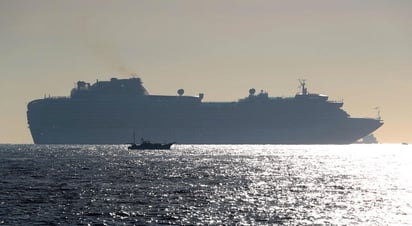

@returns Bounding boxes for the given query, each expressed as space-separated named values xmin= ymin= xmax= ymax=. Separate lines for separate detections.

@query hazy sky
xmin=0 ymin=0 xmax=411 ymax=143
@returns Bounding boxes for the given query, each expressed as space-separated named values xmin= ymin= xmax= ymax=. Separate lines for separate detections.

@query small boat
xmin=128 ymin=140 xmax=175 ymax=150
xmin=128 ymin=131 xmax=174 ymax=150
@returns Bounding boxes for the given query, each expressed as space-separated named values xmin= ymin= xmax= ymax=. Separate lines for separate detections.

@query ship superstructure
xmin=27 ymin=77 xmax=383 ymax=144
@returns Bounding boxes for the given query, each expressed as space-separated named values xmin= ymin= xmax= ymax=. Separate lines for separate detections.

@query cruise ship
xmin=27 ymin=77 xmax=383 ymax=144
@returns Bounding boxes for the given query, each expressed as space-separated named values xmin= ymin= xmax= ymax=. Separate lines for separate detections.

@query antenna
xmin=298 ymin=79 xmax=307 ymax=95
xmin=374 ymin=107 xmax=381 ymax=120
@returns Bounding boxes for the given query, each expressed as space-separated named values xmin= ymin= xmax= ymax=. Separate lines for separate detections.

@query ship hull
xmin=28 ymin=118 xmax=382 ymax=144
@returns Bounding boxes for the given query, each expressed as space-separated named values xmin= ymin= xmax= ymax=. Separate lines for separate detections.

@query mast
xmin=299 ymin=79 xmax=307 ymax=95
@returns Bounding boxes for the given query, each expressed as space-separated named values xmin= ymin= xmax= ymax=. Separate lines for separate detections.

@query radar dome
xmin=249 ymin=88 xmax=256 ymax=95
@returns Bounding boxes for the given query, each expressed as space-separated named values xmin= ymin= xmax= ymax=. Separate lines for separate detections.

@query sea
xmin=0 ymin=144 xmax=411 ymax=225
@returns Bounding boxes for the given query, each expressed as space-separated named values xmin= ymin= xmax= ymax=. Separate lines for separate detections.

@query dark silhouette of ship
xmin=128 ymin=139 xmax=174 ymax=150
xmin=128 ymin=131 xmax=174 ymax=150
xmin=27 ymin=77 xmax=383 ymax=144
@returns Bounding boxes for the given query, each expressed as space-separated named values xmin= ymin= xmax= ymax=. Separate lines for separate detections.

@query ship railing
xmin=329 ymin=99 xmax=343 ymax=103
xmin=44 ymin=96 xmax=69 ymax=100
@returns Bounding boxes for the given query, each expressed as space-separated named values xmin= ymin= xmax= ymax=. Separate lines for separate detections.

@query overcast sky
xmin=1 ymin=0 xmax=411 ymax=143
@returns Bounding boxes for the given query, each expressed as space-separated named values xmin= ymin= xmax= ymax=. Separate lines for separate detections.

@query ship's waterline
xmin=27 ymin=77 xmax=383 ymax=144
